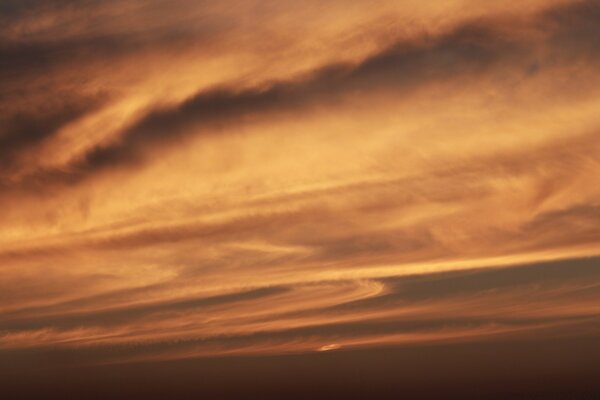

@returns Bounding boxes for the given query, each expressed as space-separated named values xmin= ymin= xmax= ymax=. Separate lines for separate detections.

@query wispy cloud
xmin=0 ymin=0 xmax=599 ymax=374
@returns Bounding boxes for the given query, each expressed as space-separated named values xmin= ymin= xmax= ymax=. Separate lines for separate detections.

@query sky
xmin=1 ymin=0 xmax=599 ymax=398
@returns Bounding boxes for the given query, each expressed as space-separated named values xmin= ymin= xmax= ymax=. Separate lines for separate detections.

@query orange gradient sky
xmin=1 ymin=0 xmax=599 ymax=372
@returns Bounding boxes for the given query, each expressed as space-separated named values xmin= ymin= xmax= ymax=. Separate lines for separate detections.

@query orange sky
xmin=1 ymin=0 xmax=599 ymax=371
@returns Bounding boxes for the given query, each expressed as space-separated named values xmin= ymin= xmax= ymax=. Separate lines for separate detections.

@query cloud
xmin=1 ymin=256 xmax=598 ymax=366
xmin=0 ymin=93 xmax=106 ymax=176
xmin=0 ymin=286 xmax=288 ymax=331
xmin=1 ymin=0 xmax=599 ymax=379
xmin=2 ymin=0 xmax=598 ymax=192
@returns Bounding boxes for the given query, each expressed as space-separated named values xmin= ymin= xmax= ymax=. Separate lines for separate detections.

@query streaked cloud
xmin=0 ymin=0 xmax=599 ymax=374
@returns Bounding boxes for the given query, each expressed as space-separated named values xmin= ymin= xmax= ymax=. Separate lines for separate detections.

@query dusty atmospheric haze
xmin=1 ymin=0 xmax=599 ymax=398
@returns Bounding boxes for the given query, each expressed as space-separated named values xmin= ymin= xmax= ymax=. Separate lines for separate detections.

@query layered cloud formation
xmin=1 ymin=0 xmax=599 ymax=369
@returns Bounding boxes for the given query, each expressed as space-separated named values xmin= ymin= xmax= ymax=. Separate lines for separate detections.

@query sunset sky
xmin=1 ymin=0 xmax=599 ymax=398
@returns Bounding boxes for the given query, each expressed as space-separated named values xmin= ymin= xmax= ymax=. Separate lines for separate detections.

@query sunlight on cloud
xmin=0 ymin=0 xmax=599 ymax=367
